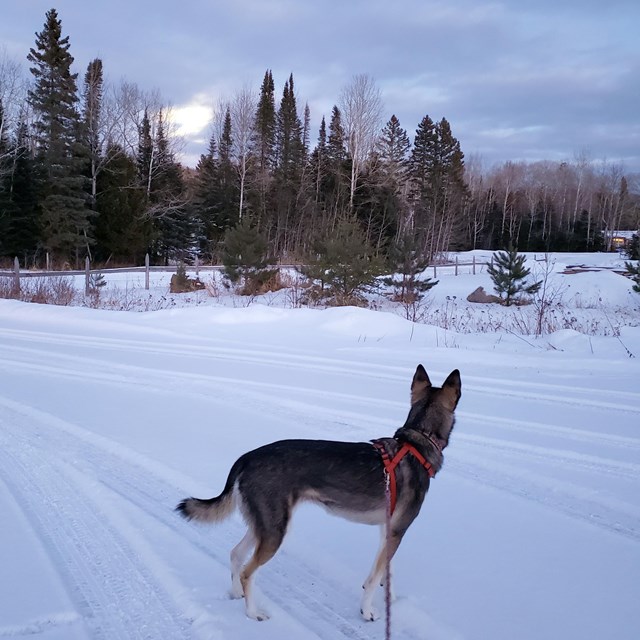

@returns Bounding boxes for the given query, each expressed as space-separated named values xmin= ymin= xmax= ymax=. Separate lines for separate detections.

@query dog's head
xmin=405 ymin=364 xmax=461 ymax=449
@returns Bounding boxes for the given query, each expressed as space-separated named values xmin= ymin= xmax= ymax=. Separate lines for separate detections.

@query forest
xmin=1 ymin=9 xmax=639 ymax=270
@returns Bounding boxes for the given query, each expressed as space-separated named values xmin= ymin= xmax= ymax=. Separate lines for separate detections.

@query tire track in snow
xmin=2 ymin=342 xmax=640 ymax=453
xmin=3 ymin=326 xmax=640 ymax=413
xmin=0 ymin=398 xmax=428 ymax=640
xmin=0 ymin=423 xmax=193 ymax=640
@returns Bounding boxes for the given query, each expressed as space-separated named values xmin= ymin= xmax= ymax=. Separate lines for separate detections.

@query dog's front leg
xmin=361 ymin=526 xmax=402 ymax=621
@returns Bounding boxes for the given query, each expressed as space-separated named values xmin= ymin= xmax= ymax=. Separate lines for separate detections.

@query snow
xmin=1 ymin=253 xmax=639 ymax=639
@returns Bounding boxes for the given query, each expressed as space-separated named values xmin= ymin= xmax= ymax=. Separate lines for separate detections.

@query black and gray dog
xmin=177 ymin=364 xmax=461 ymax=621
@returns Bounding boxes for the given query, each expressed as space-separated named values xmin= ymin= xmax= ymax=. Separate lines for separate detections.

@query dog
xmin=176 ymin=364 xmax=461 ymax=621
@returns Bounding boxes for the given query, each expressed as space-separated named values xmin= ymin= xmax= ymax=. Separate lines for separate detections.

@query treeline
xmin=1 ymin=9 xmax=638 ymax=268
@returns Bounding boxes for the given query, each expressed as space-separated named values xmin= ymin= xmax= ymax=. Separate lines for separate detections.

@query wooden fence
xmin=0 ymin=254 xmax=488 ymax=296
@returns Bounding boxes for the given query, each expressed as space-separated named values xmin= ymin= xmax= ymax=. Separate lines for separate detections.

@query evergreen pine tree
xmin=250 ymin=70 xmax=276 ymax=225
xmin=216 ymin=107 xmax=240 ymax=232
xmin=191 ymin=133 xmax=221 ymax=259
xmin=151 ymin=110 xmax=194 ymax=263
xmin=308 ymin=116 xmax=328 ymax=204
xmin=27 ymin=8 xmax=91 ymax=264
xmin=275 ymin=73 xmax=303 ymax=183
xmin=94 ymin=142 xmax=148 ymax=264
xmin=0 ymin=98 xmax=11 ymax=253
xmin=384 ymin=232 xmax=437 ymax=309
xmin=221 ymin=217 xmax=274 ymax=293
xmin=487 ymin=248 xmax=542 ymax=306
xmin=2 ymin=120 xmax=40 ymax=261
xmin=625 ymin=256 xmax=640 ymax=294
xmin=137 ymin=109 xmax=153 ymax=195
xmin=377 ymin=115 xmax=410 ymax=187
xmin=252 ymin=70 xmax=276 ymax=175
xmin=81 ymin=58 xmax=104 ymax=213
xmin=302 ymin=217 xmax=384 ymax=306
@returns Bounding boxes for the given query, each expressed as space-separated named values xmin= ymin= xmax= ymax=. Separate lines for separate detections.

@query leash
xmin=383 ymin=469 xmax=392 ymax=640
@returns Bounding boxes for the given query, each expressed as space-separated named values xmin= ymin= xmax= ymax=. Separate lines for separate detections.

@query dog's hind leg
xmin=240 ymin=533 xmax=285 ymax=621
xmin=230 ymin=530 xmax=255 ymax=599
xmin=361 ymin=528 xmax=403 ymax=622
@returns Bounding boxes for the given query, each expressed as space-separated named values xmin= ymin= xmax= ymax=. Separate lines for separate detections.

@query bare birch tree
xmin=339 ymin=74 xmax=383 ymax=211
xmin=230 ymin=86 xmax=256 ymax=221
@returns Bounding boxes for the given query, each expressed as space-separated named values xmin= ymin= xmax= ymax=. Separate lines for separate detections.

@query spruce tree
xmin=27 ymin=8 xmax=91 ymax=264
xmin=2 ymin=120 xmax=40 ymax=261
xmin=488 ymin=248 xmax=542 ymax=306
xmin=252 ymin=70 xmax=276 ymax=175
xmin=250 ymin=70 xmax=276 ymax=225
xmin=384 ymin=233 xmax=437 ymax=304
xmin=275 ymin=73 xmax=303 ymax=183
xmin=82 ymin=58 xmax=104 ymax=213
xmin=191 ymin=133 xmax=221 ymax=258
xmin=216 ymin=107 xmax=240 ymax=232
xmin=222 ymin=217 xmax=274 ymax=293
xmin=151 ymin=110 xmax=194 ymax=263
xmin=94 ymin=143 xmax=148 ymax=264
xmin=625 ymin=258 xmax=640 ymax=294
xmin=377 ymin=115 xmax=410 ymax=187
xmin=137 ymin=109 xmax=153 ymax=195
xmin=302 ymin=217 xmax=384 ymax=306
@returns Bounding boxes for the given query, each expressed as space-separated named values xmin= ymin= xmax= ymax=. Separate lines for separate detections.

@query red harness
xmin=371 ymin=439 xmax=437 ymax=515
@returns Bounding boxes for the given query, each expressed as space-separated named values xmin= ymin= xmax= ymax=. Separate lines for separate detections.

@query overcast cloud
xmin=2 ymin=0 xmax=638 ymax=172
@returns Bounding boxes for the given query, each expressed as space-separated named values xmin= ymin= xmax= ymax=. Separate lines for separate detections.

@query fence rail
xmin=0 ymin=254 xmax=488 ymax=296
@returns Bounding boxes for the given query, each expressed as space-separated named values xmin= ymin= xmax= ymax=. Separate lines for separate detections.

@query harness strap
xmin=371 ymin=439 xmax=435 ymax=516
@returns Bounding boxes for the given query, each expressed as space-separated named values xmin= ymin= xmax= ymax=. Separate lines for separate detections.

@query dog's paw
xmin=230 ymin=577 xmax=244 ymax=599
xmin=229 ymin=587 xmax=244 ymax=600
xmin=246 ymin=608 xmax=270 ymax=621
xmin=360 ymin=606 xmax=380 ymax=622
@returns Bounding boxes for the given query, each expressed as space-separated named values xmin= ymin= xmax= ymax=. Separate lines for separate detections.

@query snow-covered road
xmin=1 ymin=299 xmax=639 ymax=639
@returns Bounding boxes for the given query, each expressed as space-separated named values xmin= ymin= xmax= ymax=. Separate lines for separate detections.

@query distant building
xmin=603 ymin=230 xmax=638 ymax=251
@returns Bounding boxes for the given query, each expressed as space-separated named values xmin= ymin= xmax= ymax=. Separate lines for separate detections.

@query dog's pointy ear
xmin=411 ymin=364 xmax=431 ymax=404
xmin=440 ymin=369 xmax=462 ymax=411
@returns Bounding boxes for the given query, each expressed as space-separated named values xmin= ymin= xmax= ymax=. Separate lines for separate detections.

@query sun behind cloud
xmin=171 ymin=101 xmax=213 ymax=137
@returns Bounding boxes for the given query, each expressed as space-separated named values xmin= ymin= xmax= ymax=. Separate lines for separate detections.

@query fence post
xmin=472 ymin=255 xmax=476 ymax=275
xmin=145 ymin=253 xmax=150 ymax=290
xmin=85 ymin=256 xmax=90 ymax=296
xmin=46 ymin=252 xmax=50 ymax=271
xmin=455 ymin=256 xmax=459 ymax=276
xmin=13 ymin=256 xmax=20 ymax=295
xmin=195 ymin=255 xmax=199 ymax=277
xmin=433 ymin=264 xmax=437 ymax=278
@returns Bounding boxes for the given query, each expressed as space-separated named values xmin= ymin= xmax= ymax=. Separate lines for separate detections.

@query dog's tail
xmin=176 ymin=464 xmax=239 ymax=524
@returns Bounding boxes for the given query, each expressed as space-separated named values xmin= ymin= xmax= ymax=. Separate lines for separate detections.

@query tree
xmin=302 ymin=217 xmax=384 ymax=306
xmin=384 ymin=232 xmax=437 ymax=313
xmin=148 ymin=110 xmax=194 ymax=262
xmin=251 ymin=70 xmax=276 ymax=224
xmin=231 ymin=86 xmax=256 ymax=222
xmin=409 ymin=115 xmax=467 ymax=258
xmin=339 ymin=74 xmax=383 ymax=210
xmin=625 ymin=259 xmax=640 ymax=294
xmin=27 ymin=8 xmax=91 ymax=264
xmin=94 ymin=143 xmax=148 ymax=263
xmin=487 ymin=248 xmax=542 ymax=306
xmin=81 ymin=58 xmax=104 ymax=213
xmin=221 ymin=217 xmax=274 ymax=293
xmin=1 ymin=119 xmax=40 ymax=261
xmin=191 ymin=133 xmax=220 ymax=258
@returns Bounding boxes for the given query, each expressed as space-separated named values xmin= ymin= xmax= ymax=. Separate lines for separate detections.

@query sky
xmin=1 ymin=0 xmax=639 ymax=173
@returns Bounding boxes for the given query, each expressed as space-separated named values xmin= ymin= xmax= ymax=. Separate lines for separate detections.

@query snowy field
xmin=1 ymin=251 xmax=639 ymax=640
